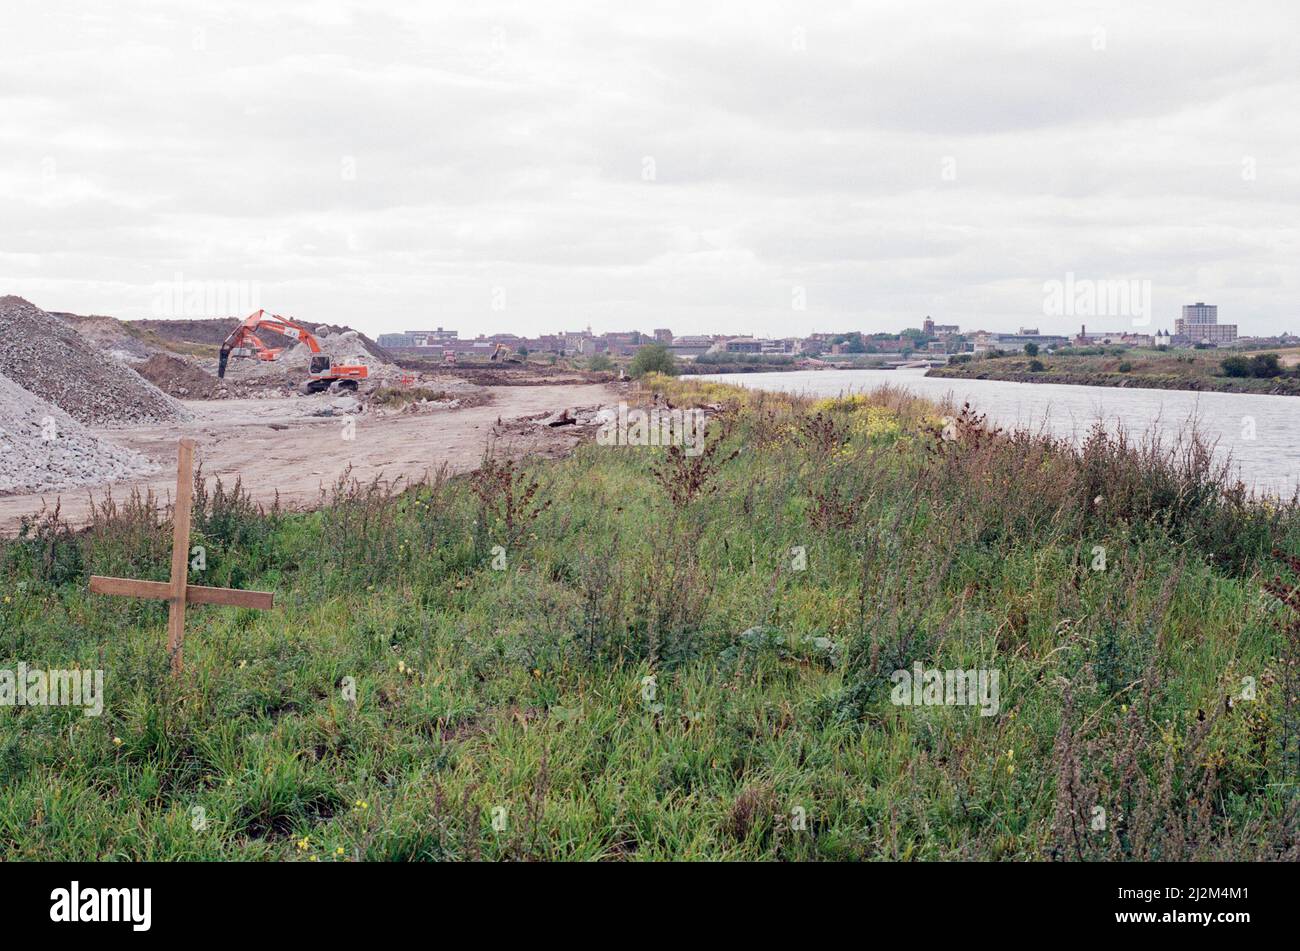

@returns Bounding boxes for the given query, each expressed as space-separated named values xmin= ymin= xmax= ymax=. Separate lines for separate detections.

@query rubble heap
xmin=0 ymin=370 xmax=158 ymax=495
xmin=0 ymin=296 xmax=189 ymax=426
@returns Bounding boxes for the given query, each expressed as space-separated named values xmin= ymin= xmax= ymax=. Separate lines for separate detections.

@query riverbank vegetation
xmin=680 ymin=352 xmax=800 ymax=374
xmin=2 ymin=376 xmax=1299 ymax=859
xmin=929 ymin=347 xmax=1300 ymax=395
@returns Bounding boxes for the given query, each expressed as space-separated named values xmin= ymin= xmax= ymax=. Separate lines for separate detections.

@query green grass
xmin=121 ymin=322 xmax=221 ymax=360
xmin=2 ymin=378 xmax=1298 ymax=860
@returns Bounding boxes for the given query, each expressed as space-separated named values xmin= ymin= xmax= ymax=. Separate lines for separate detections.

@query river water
xmin=700 ymin=368 xmax=1300 ymax=496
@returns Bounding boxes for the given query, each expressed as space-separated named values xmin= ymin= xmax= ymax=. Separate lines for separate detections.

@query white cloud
xmin=1 ymin=0 xmax=1297 ymax=337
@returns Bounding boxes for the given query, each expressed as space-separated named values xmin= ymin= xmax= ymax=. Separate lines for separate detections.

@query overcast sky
xmin=2 ymin=1 xmax=1297 ymax=338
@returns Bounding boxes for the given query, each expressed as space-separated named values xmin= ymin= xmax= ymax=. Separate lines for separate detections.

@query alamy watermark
xmin=150 ymin=272 xmax=261 ymax=317
xmin=1043 ymin=272 xmax=1151 ymax=326
xmin=890 ymin=663 xmax=1000 ymax=717
xmin=0 ymin=664 xmax=103 ymax=716
xmin=597 ymin=402 xmax=707 ymax=457
xmin=50 ymin=882 xmax=150 ymax=931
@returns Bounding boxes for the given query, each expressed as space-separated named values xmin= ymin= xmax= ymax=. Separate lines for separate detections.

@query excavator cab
xmin=304 ymin=354 xmax=366 ymax=394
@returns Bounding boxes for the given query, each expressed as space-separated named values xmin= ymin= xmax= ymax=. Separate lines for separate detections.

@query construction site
xmin=0 ymin=295 xmax=620 ymax=531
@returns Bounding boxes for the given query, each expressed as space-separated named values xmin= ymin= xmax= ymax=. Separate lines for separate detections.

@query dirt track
xmin=0 ymin=382 xmax=621 ymax=533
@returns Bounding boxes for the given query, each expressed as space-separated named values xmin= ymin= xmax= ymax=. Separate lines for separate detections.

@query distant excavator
xmin=217 ymin=310 xmax=369 ymax=394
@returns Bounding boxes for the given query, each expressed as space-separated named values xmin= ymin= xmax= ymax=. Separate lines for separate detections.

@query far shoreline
xmin=690 ymin=347 xmax=1300 ymax=398
xmin=926 ymin=352 xmax=1300 ymax=397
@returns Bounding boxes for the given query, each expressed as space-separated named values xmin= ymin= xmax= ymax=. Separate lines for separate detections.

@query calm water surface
xmin=701 ymin=368 xmax=1300 ymax=495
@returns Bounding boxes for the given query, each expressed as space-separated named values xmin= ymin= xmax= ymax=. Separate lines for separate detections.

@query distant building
xmin=761 ymin=338 xmax=798 ymax=354
xmin=1174 ymin=302 xmax=1236 ymax=345
xmin=526 ymin=334 xmax=563 ymax=353
xmin=711 ymin=337 xmax=762 ymax=354
xmin=378 ymin=328 xmax=459 ymax=349
xmin=973 ymin=331 xmax=1069 ymax=352
xmin=865 ymin=338 xmax=912 ymax=354
xmin=653 ymin=328 xmax=673 ymax=343
xmin=560 ymin=330 xmax=593 ymax=355
xmin=602 ymin=331 xmax=644 ymax=356
xmin=1074 ymin=325 xmax=1154 ymax=347
xmin=438 ymin=336 xmax=499 ymax=357
xmin=697 ymin=336 xmax=797 ymax=356
xmin=923 ymin=317 xmax=960 ymax=336
xmin=669 ymin=335 xmax=715 ymax=360
xmin=1228 ymin=332 xmax=1298 ymax=349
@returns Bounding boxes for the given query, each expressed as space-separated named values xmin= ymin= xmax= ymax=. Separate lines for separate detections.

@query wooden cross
xmin=89 ymin=438 xmax=275 ymax=677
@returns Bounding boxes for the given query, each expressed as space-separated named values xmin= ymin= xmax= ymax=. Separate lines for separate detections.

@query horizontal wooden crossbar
xmin=89 ymin=576 xmax=275 ymax=610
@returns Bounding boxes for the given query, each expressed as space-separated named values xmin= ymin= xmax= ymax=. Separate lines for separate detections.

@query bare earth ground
xmin=0 ymin=382 xmax=621 ymax=533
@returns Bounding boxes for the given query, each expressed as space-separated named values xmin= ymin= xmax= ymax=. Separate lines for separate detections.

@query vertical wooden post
xmin=89 ymin=436 xmax=273 ymax=681
xmin=167 ymin=438 xmax=196 ymax=676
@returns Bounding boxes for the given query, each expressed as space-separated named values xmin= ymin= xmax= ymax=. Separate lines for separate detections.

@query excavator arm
xmin=217 ymin=310 xmax=321 ymax=378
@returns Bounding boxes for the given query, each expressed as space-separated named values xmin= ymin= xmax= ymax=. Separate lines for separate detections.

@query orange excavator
xmin=217 ymin=310 xmax=370 ymax=394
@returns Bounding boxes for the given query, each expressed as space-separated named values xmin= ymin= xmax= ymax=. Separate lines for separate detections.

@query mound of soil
xmin=134 ymin=353 xmax=224 ymax=399
xmin=0 ymin=296 xmax=189 ymax=426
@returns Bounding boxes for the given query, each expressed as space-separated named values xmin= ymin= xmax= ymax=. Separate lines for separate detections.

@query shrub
xmin=1117 ymin=361 xmax=1133 ymax=373
xmin=1028 ymin=359 xmax=1046 ymax=372
xmin=1250 ymin=353 xmax=1282 ymax=378
xmin=471 ymin=456 xmax=550 ymax=547
xmin=628 ymin=343 xmax=678 ymax=378
xmin=652 ymin=416 xmax=738 ymax=506
xmin=10 ymin=505 xmax=84 ymax=588
xmin=1221 ymin=356 xmax=1251 ymax=378
xmin=371 ymin=386 xmax=453 ymax=408
xmin=587 ymin=354 xmax=613 ymax=372
xmin=1024 ymin=342 xmax=1039 ymax=357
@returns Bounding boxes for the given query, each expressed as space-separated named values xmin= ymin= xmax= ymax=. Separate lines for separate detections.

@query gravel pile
xmin=0 ymin=296 xmax=190 ymax=426
xmin=0 ymin=371 xmax=158 ymax=495
xmin=298 ymin=328 xmax=374 ymax=362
